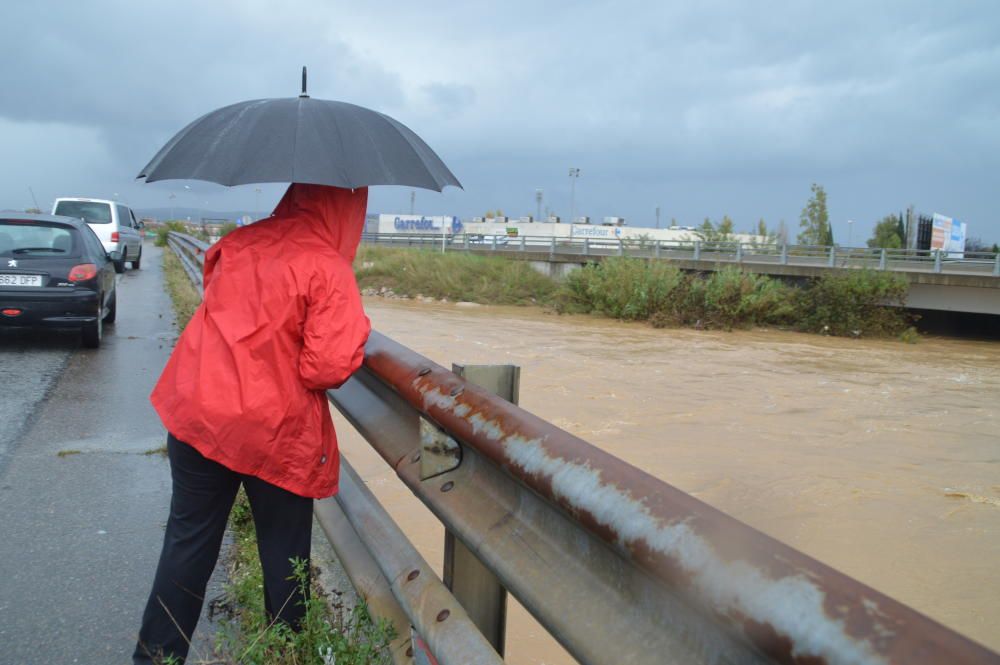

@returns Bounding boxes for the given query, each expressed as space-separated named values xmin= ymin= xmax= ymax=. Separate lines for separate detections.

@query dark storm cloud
xmin=1 ymin=0 xmax=998 ymax=240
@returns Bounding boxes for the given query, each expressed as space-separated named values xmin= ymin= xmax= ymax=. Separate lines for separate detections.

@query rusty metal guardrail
xmin=164 ymin=236 xmax=1000 ymax=665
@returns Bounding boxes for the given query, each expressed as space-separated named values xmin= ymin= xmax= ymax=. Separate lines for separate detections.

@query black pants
xmin=133 ymin=434 xmax=313 ymax=664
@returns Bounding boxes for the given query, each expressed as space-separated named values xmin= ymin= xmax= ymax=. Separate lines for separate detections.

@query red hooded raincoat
xmin=151 ymin=184 xmax=371 ymax=498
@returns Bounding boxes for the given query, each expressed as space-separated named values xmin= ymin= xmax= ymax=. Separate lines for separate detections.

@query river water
xmin=334 ymin=298 xmax=1000 ymax=662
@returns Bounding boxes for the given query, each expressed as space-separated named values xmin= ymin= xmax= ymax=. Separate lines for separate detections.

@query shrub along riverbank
xmin=356 ymin=247 xmax=915 ymax=339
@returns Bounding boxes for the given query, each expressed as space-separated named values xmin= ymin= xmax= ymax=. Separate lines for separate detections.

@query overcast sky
xmin=2 ymin=1 xmax=998 ymax=242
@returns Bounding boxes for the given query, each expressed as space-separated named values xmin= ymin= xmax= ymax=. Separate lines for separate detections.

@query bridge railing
xmin=361 ymin=232 xmax=1000 ymax=276
xmin=164 ymin=233 xmax=1000 ymax=665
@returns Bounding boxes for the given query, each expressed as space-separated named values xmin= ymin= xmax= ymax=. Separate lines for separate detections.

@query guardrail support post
xmin=654 ymin=241 xmax=662 ymax=259
xmin=464 ymin=234 xmax=469 ymax=250
xmin=520 ymin=236 xmax=526 ymax=252
xmin=491 ymin=235 xmax=497 ymax=251
xmin=444 ymin=364 xmax=519 ymax=657
xmin=736 ymin=242 xmax=743 ymax=263
xmin=617 ymin=239 xmax=624 ymax=257
xmin=781 ymin=244 xmax=788 ymax=265
xmin=583 ymin=238 xmax=590 ymax=256
xmin=934 ymin=250 xmax=942 ymax=273
xmin=828 ymin=246 xmax=836 ymax=267
xmin=994 ymin=252 xmax=999 ymax=277
xmin=694 ymin=240 xmax=701 ymax=261
xmin=879 ymin=248 xmax=887 ymax=271
xmin=549 ymin=236 xmax=556 ymax=259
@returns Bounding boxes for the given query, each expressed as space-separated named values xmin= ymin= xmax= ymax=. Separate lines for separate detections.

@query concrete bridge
xmin=364 ymin=233 xmax=1000 ymax=316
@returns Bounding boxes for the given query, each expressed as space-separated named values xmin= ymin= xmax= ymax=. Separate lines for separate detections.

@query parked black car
xmin=0 ymin=213 xmax=119 ymax=348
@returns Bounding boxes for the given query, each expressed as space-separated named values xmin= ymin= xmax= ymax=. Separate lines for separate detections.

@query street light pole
xmin=568 ymin=168 xmax=580 ymax=223
xmin=848 ymin=219 xmax=854 ymax=247
xmin=409 ymin=190 xmax=416 ymax=215
xmin=535 ymin=189 xmax=543 ymax=222
xmin=656 ymin=206 xmax=661 ymax=229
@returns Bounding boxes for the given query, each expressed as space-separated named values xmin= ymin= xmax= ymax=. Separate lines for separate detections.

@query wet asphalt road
xmin=0 ymin=244 xmax=206 ymax=663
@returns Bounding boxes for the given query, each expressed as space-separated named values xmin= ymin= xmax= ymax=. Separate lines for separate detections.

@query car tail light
xmin=68 ymin=263 xmax=98 ymax=282
xmin=111 ymin=231 xmax=120 ymax=243
xmin=2 ymin=308 xmax=22 ymax=317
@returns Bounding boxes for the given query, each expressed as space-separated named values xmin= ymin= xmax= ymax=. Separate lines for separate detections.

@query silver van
xmin=52 ymin=198 xmax=143 ymax=273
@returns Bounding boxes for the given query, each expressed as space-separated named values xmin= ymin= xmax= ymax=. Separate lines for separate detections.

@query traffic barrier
xmin=165 ymin=237 xmax=1000 ymax=665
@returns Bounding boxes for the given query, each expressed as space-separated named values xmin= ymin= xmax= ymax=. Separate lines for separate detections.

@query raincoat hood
xmin=271 ymin=184 xmax=368 ymax=262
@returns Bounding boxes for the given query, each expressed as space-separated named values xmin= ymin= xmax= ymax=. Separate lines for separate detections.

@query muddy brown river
xmin=334 ymin=298 xmax=1000 ymax=662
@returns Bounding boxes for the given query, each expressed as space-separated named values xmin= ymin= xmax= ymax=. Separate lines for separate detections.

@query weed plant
xmin=555 ymin=258 xmax=909 ymax=337
xmin=154 ymin=221 xmax=197 ymax=247
xmin=210 ymin=491 xmax=395 ymax=665
xmin=795 ymin=270 xmax=910 ymax=336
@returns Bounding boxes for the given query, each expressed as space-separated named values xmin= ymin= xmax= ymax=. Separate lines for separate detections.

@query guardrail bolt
xmin=407 ymin=569 xmax=420 ymax=581
xmin=441 ymin=481 xmax=455 ymax=492
xmin=436 ymin=609 xmax=451 ymax=622
xmin=411 ymin=451 xmax=421 ymax=463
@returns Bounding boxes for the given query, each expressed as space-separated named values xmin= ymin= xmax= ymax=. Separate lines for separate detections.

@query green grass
xmin=355 ymin=245 xmax=558 ymax=305
xmin=161 ymin=249 xmax=201 ymax=331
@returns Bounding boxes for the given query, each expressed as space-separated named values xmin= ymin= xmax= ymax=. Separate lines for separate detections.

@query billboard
xmin=930 ymin=213 xmax=966 ymax=258
xmin=378 ymin=214 xmax=462 ymax=234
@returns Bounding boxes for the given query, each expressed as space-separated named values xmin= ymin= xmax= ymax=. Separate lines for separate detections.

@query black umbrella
xmin=138 ymin=68 xmax=461 ymax=191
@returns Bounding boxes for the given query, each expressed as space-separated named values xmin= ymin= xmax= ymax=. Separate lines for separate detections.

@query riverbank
xmin=354 ymin=246 xmax=917 ymax=340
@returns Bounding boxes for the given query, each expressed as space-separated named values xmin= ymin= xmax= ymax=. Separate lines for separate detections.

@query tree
xmin=697 ymin=217 xmax=734 ymax=242
xmin=867 ymin=214 xmax=903 ymax=249
xmin=797 ymin=183 xmax=830 ymax=246
xmin=717 ymin=215 xmax=734 ymax=239
xmin=756 ymin=218 xmax=768 ymax=237
xmin=24 ymin=207 xmax=41 ymax=214
xmin=992 ymin=243 xmax=999 ymax=254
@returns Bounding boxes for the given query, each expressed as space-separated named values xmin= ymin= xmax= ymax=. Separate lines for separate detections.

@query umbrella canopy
xmin=138 ymin=71 xmax=461 ymax=191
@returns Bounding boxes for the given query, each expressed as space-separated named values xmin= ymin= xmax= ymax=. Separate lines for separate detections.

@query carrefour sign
xmin=395 ymin=216 xmax=435 ymax=231
xmin=380 ymin=214 xmax=463 ymax=234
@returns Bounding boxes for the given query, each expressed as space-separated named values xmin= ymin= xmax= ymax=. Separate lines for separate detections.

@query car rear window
xmin=0 ymin=221 xmax=79 ymax=257
xmin=54 ymin=200 xmax=113 ymax=224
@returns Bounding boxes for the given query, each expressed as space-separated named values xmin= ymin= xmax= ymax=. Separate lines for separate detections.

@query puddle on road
xmin=334 ymin=298 xmax=1000 ymax=662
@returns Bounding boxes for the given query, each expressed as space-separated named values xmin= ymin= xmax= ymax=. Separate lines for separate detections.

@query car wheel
xmin=132 ymin=247 xmax=142 ymax=270
xmin=115 ymin=250 xmax=126 ymax=274
xmin=103 ymin=289 xmax=117 ymax=324
xmin=82 ymin=301 xmax=103 ymax=348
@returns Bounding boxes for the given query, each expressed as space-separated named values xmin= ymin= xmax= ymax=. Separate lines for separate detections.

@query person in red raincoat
xmin=134 ymin=184 xmax=371 ymax=664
